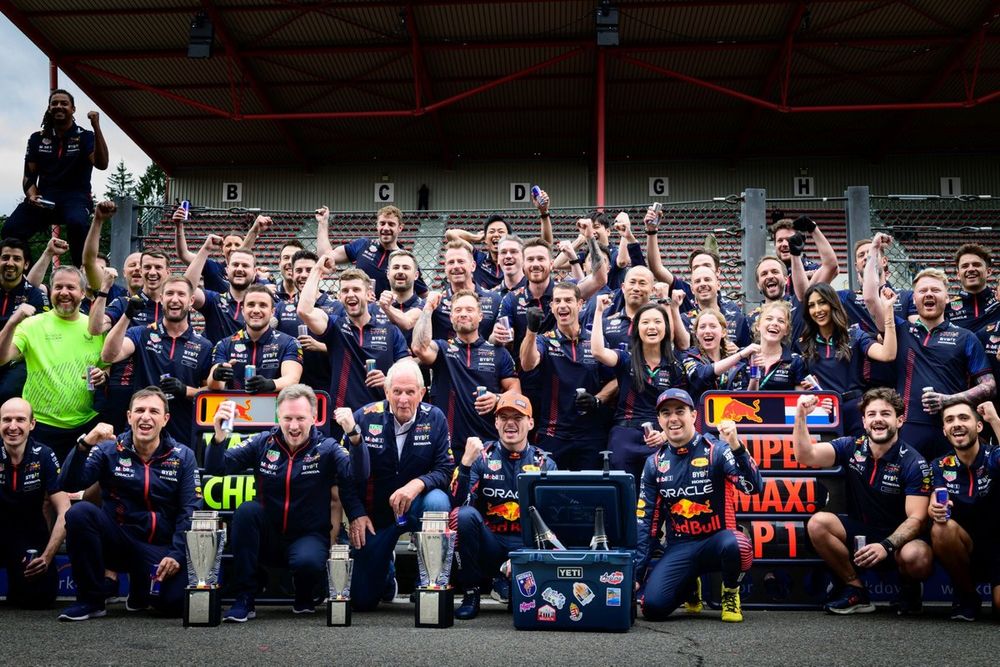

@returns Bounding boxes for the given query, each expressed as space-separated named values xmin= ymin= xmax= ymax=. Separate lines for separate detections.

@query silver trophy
xmin=183 ymin=510 xmax=227 ymax=627
xmin=414 ymin=511 xmax=456 ymax=628
xmin=326 ymin=545 xmax=353 ymax=626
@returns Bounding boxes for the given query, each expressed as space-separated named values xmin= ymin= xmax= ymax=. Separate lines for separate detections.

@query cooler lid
xmin=517 ymin=471 xmax=638 ymax=550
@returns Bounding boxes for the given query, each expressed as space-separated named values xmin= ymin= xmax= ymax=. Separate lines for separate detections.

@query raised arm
xmin=863 ymin=233 xmax=891 ymax=332
xmin=87 ymin=111 xmax=109 ymax=170
xmin=83 ymin=201 xmax=116 ymax=293
xmin=668 ymin=289 xmax=690 ymax=351
xmin=576 ymin=221 xmax=609 ymax=300
xmin=806 ymin=223 xmax=839 ymax=286
xmin=172 ymin=206 xmax=197 ymax=265
xmin=519 ymin=308 xmax=543 ymax=372
xmin=27 ymin=235 xmax=69 ymax=288
xmin=297 ymin=251 xmax=336 ymax=335
xmin=241 ymin=215 xmax=270 ymax=252
xmin=643 ymin=208 xmax=673 ymax=283
xmin=88 ymin=267 xmax=119 ymax=335
xmin=101 ymin=311 xmax=138 ymax=364
xmin=378 ymin=290 xmax=420 ymax=332
xmin=532 ymin=188 xmax=553 ymax=245
xmin=791 ymin=394 xmax=837 ymax=467
xmin=865 ymin=291 xmax=898 ymax=362
xmin=411 ymin=292 xmax=441 ymax=365
xmin=0 ymin=304 xmax=33 ymax=365
xmin=589 ymin=295 xmax=619 ymax=367
xmin=184 ymin=234 xmax=223 ymax=310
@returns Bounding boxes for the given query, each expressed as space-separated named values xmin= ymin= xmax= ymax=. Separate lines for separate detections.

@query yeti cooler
xmin=510 ymin=469 xmax=637 ymax=632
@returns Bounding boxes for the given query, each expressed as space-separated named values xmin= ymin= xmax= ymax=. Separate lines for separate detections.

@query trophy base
xmin=327 ymin=599 xmax=352 ymax=627
xmin=414 ymin=588 xmax=454 ymax=629
xmin=183 ymin=587 xmax=221 ymax=627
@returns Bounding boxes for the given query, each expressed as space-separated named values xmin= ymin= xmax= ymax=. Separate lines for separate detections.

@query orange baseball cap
xmin=495 ymin=390 xmax=533 ymax=417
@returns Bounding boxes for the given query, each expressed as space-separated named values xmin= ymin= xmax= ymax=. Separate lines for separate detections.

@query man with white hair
xmin=333 ymin=358 xmax=454 ymax=611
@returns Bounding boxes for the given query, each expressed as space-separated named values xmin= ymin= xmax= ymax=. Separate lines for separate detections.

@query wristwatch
xmin=349 ymin=424 xmax=362 ymax=440
xmin=76 ymin=434 xmax=92 ymax=450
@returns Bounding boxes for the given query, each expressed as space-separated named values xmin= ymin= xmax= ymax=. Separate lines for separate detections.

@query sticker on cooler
xmin=606 ymin=587 xmax=622 ymax=607
xmin=599 ymin=571 xmax=624 ymax=585
xmin=516 ymin=571 xmax=537 ymax=597
xmin=573 ymin=582 xmax=595 ymax=606
xmin=541 ymin=587 xmax=566 ymax=610
xmin=569 ymin=603 xmax=583 ymax=622
xmin=537 ymin=604 xmax=556 ymax=622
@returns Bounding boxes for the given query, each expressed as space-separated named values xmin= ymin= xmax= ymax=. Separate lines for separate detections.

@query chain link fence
xmin=869 ymin=194 xmax=1000 ymax=289
xmin=138 ymin=198 xmax=745 ymax=296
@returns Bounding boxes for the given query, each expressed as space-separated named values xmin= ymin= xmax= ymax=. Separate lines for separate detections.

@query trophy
xmin=414 ymin=511 xmax=456 ymax=628
xmin=183 ymin=510 xmax=227 ymax=627
xmin=326 ymin=545 xmax=353 ymax=627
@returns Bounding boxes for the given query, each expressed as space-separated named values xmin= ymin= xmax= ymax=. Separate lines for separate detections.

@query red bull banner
xmin=742 ymin=433 xmax=842 ymax=472
xmin=702 ymin=391 xmax=840 ymax=432
xmin=733 ymin=477 xmax=834 ymax=515
xmin=194 ymin=391 xmax=329 ymax=427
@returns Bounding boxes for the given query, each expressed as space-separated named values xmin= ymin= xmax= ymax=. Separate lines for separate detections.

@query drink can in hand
xmin=749 ymin=365 xmax=761 ymax=381
xmin=853 ymin=535 xmax=866 ymax=552
xmin=642 ymin=422 xmax=654 ymax=437
xmin=476 ymin=386 xmax=488 ymax=398
xmin=149 ymin=565 xmax=161 ymax=596
xmin=86 ymin=365 xmax=97 ymax=391
xmin=181 ymin=200 xmax=190 ymax=220
xmin=934 ymin=487 xmax=950 ymax=520
xmin=366 ymin=359 xmax=377 ymax=374
xmin=24 ymin=549 xmax=38 ymax=569
xmin=298 ymin=324 xmax=309 ymax=337
xmin=244 ymin=364 xmax=256 ymax=381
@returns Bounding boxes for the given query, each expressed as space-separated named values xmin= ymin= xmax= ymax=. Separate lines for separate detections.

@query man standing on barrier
xmin=3 ymin=90 xmax=108 ymax=267
xmin=793 ymin=389 xmax=933 ymax=615
xmin=335 ymin=359 xmax=454 ymax=611
xmin=928 ymin=400 xmax=1000 ymax=621
xmin=451 ymin=391 xmax=557 ymax=620
xmin=0 ymin=397 xmax=70 ymax=609
xmin=634 ymin=389 xmax=761 ymax=623
xmin=207 ymin=384 xmax=364 ymax=622
xmin=57 ymin=387 xmax=201 ymax=621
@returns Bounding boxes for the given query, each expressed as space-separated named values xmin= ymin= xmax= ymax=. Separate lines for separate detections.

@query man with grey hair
xmin=333 ymin=358 xmax=454 ymax=611
xmin=207 ymin=384 xmax=365 ymax=622
xmin=0 ymin=265 xmax=106 ymax=459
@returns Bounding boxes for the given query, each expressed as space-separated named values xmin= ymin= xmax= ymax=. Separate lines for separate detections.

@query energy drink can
xmin=749 ymin=365 xmax=761 ymax=381
xmin=922 ymin=386 xmax=934 ymax=394
xmin=853 ymin=535 xmax=866 ymax=552
xmin=803 ymin=374 xmax=821 ymax=390
xmin=395 ymin=513 xmax=408 ymax=528
xmin=476 ymin=386 xmax=488 ymax=398
xmin=160 ymin=373 xmax=174 ymax=400
xmin=297 ymin=324 xmax=309 ymax=337
xmin=618 ymin=342 xmax=628 ymax=353
xmin=24 ymin=549 xmax=38 ymax=568
xmin=642 ymin=422 xmax=654 ymax=437
xmin=497 ymin=316 xmax=510 ymax=330
xmin=181 ymin=200 xmax=190 ymax=220
xmin=149 ymin=565 xmax=161 ymax=596
xmin=934 ymin=487 xmax=950 ymax=520
xmin=244 ymin=364 xmax=256 ymax=381
xmin=576 ymin=387 xmax=587 ymax=415
xmin=530 ymin=185 xmax=547 ymax=207
xmin=366 ymin=359 xmax=377 ymax=374
xmin=86 ymin=365 xmax=97 ymax=391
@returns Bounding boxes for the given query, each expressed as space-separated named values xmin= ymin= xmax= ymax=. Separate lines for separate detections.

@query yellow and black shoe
xmin=720 ymin=585 xmax=743 ymax=623
xmin=683 ymin=577 xmax=703 ymax=614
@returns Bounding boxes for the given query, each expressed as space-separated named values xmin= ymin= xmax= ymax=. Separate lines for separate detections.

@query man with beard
xmin=945 ymin=244 xmax=1000 ymax=333
xmin=445 ymin=214 xmax=511 ymax=290
xmin=552 ymin=212 xmax=644 ymax=291
xmin=298 ymin=261 xmax=409 ymax=436
xmin=683 ymin=265 xmax=751 ymax=347
xmin=174 ymin=206 xmax=268 ymax=293
xmin=376 ymin=249 xmax=423 ymax=346
xmin=498 ymin=226 xmax=608 ymax=361
xmin=928 ymin=400 xmax=1000 ymax=621
xmin=207 ymin=384 xmax=363 ymax=621
xmin=520 ymin=281 xmax=615 ymax=470
xmin=412 ymin=289 xmax=519 ymax=458
xmin=0 ymin=398 xmax=70 ymax=609
xmin=429 ymin=241 xmax=500 ymax=341
xmin=793 ymin=389 xmax=933 ymax=615
xmin=746 ymin=256 xmax=806 ymax=348
xmin=209 ymin=285 xmax=302 ymax=394
xmin=837 ymin=238 xmax=907 ymax=334
xmin=274 ymin=240 xmax=305 ymax=301
xmin=492 ymin=235 xmax=528 ymax=299
xmin=335 ymin=359 xmax=454 ymax=611
xmin=864 ymin=235 xmax=995 ymax=459
xmin=0 ymin=238 xmax=49 ymax=403
xmin=186 ymin=236 xmax=259 ymax=343
xmin=450 ymin=392 xmax=558 ymax=619
xmin=317 ymin=205 xmax=429 ymax=298
xmin=57 ymin=388 xmax=201 ymax=620
xmin=2 ymin=90 xmax=108 ymax=267
xmin=0 ymin=266 xmax=106 ymax=460
xmin=99 ymin=276 xmax=213 ymax=447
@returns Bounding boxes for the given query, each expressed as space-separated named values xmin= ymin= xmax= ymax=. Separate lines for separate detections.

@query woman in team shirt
xmin=731 ymin=300 xmax=810 ymax=391
xmin=681 ymin=309 xmax=760 ymax=406
xmin=799 ymin=283 xmax=898 ymax=436
xmin=591 ymin=297 xmax=688 ymax=490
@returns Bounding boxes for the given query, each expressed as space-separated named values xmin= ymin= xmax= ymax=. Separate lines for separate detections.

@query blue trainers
xmin=490 ymin=576 xmax=510 ymax=604
xmin=455 ymin=590 xmax=481 ymax=620
xmin=381 ymin=552 xmax=398 ymax=603
xmin=58 ymin=601 xmax=107 ymax=622
xmin=223 ymin=595 xmax=256 ymax=623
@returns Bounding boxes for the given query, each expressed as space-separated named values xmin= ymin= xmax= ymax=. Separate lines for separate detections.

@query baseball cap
xmin=495 ymin=391 xmax=532 ymax=417
xmin=655 ymin=388 xmax=695 ymax=412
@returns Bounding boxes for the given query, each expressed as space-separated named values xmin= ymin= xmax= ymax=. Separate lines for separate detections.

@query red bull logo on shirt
xmin=487 ymin=501 xmax=521 ymax=522
xmin=670 ymin=498 xmax=712 ymax=519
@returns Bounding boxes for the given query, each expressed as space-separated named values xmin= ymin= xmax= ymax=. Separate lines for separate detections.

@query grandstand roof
xmin=5 ymin=1 xmax=1000 ymax=173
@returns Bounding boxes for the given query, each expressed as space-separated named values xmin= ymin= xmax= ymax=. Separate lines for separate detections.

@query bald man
xmin=0 ymin=398 xmax=70 ymax=608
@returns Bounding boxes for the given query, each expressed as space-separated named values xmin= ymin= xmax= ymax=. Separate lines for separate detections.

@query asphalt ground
xmin=2 ymin=599 xmax=998 ymax=666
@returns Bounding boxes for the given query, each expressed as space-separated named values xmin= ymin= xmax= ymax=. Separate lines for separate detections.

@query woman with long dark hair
xmin=799 ymin=282 xmax=898 ymax=436
xmin=591 ymin=296 xmax=688 ymax=488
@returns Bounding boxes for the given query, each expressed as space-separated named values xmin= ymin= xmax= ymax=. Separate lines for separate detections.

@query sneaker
xmin=101 ymin=576 xmax=120 ymax=603
xmin=950 ymin=594 xmax=981 ymax=622
xmin=455 ymin=590 xmax=481 ymax=620
xmin=58 ymin=602 xmax=107 ymax=622
xmin=292 ymin=597 xmax=316 ymax=615
xmin=720 ymin=585 xmax=742 ymax=623
xmin=683 ymin=578 xmax=703 ymax=614
xmin=490 ymin=576 xmax=511 ymax=604
xmin=223 ymin=595 xmax=256 ymax=623
xmin=892 ymin=582 xmax=923 ymax=616
xmin=824 ymin=585 xmax=875 ymax=615
xmin=381 ymin=552 xmax=398 ymax=603
xmin=125 ymin=592 xmax=149 ymax=612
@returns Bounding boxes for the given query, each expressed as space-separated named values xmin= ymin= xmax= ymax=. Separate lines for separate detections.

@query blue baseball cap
xmin=655 ymin=388 xmax=695 ymax=411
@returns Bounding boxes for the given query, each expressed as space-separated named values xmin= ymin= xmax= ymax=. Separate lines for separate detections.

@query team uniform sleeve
xmin=211 ymin=339 xmax=229 ymax=366
xmin=125 ymin=324 xmax=146 ymax=347
xmin=325 ymin=440 xmax=366 ymax=522
xmin=416 ymin=411 xmax=456 ymax=493
xmin=634 ymin=454 xmax=660 ymax=584
xmin=43 ymin=447 xmax=61 ymax=493
xmin=202 ymin=260 xmax=229 ymax=293
xmin=204 ymin=432 xmax=263 ymax=476
xmin=281 ymin=335 xmax=302 ymax=364
xmin=343 ymin=408 xmax=371 ymax=492
xmin=904 ymin=455 xmax=933 ymax=497
xmin=169 ymin=451 xmax=203 ymax=562
xmin=58 ymin=441 xmax=110 ymax=493
xmin=734 ymin=314 xmax=752 ymax=348
xmin=451 ymin=458 xmax=481 ymax=508
xmin=390 ymin=326 xmax=409 ymax=361
xmin=344 ymin=238 xmax=367 ymax=262
xmin=715 ymin=438 xmax=763 ymax=496
xmin=930 ymin=459 xmax=945 ymax=488
xmin=963 ymin=332 xmax=992 ymax=379
xmin=28 ymin=286 xmax=49 ymax=311
xmin=104 ymin=297 xmax=126 ymax=325
xmin=828 ymin=437 xmax=855 ymax=468
xmin=496 ymin=346 xmax=517 ymax=380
